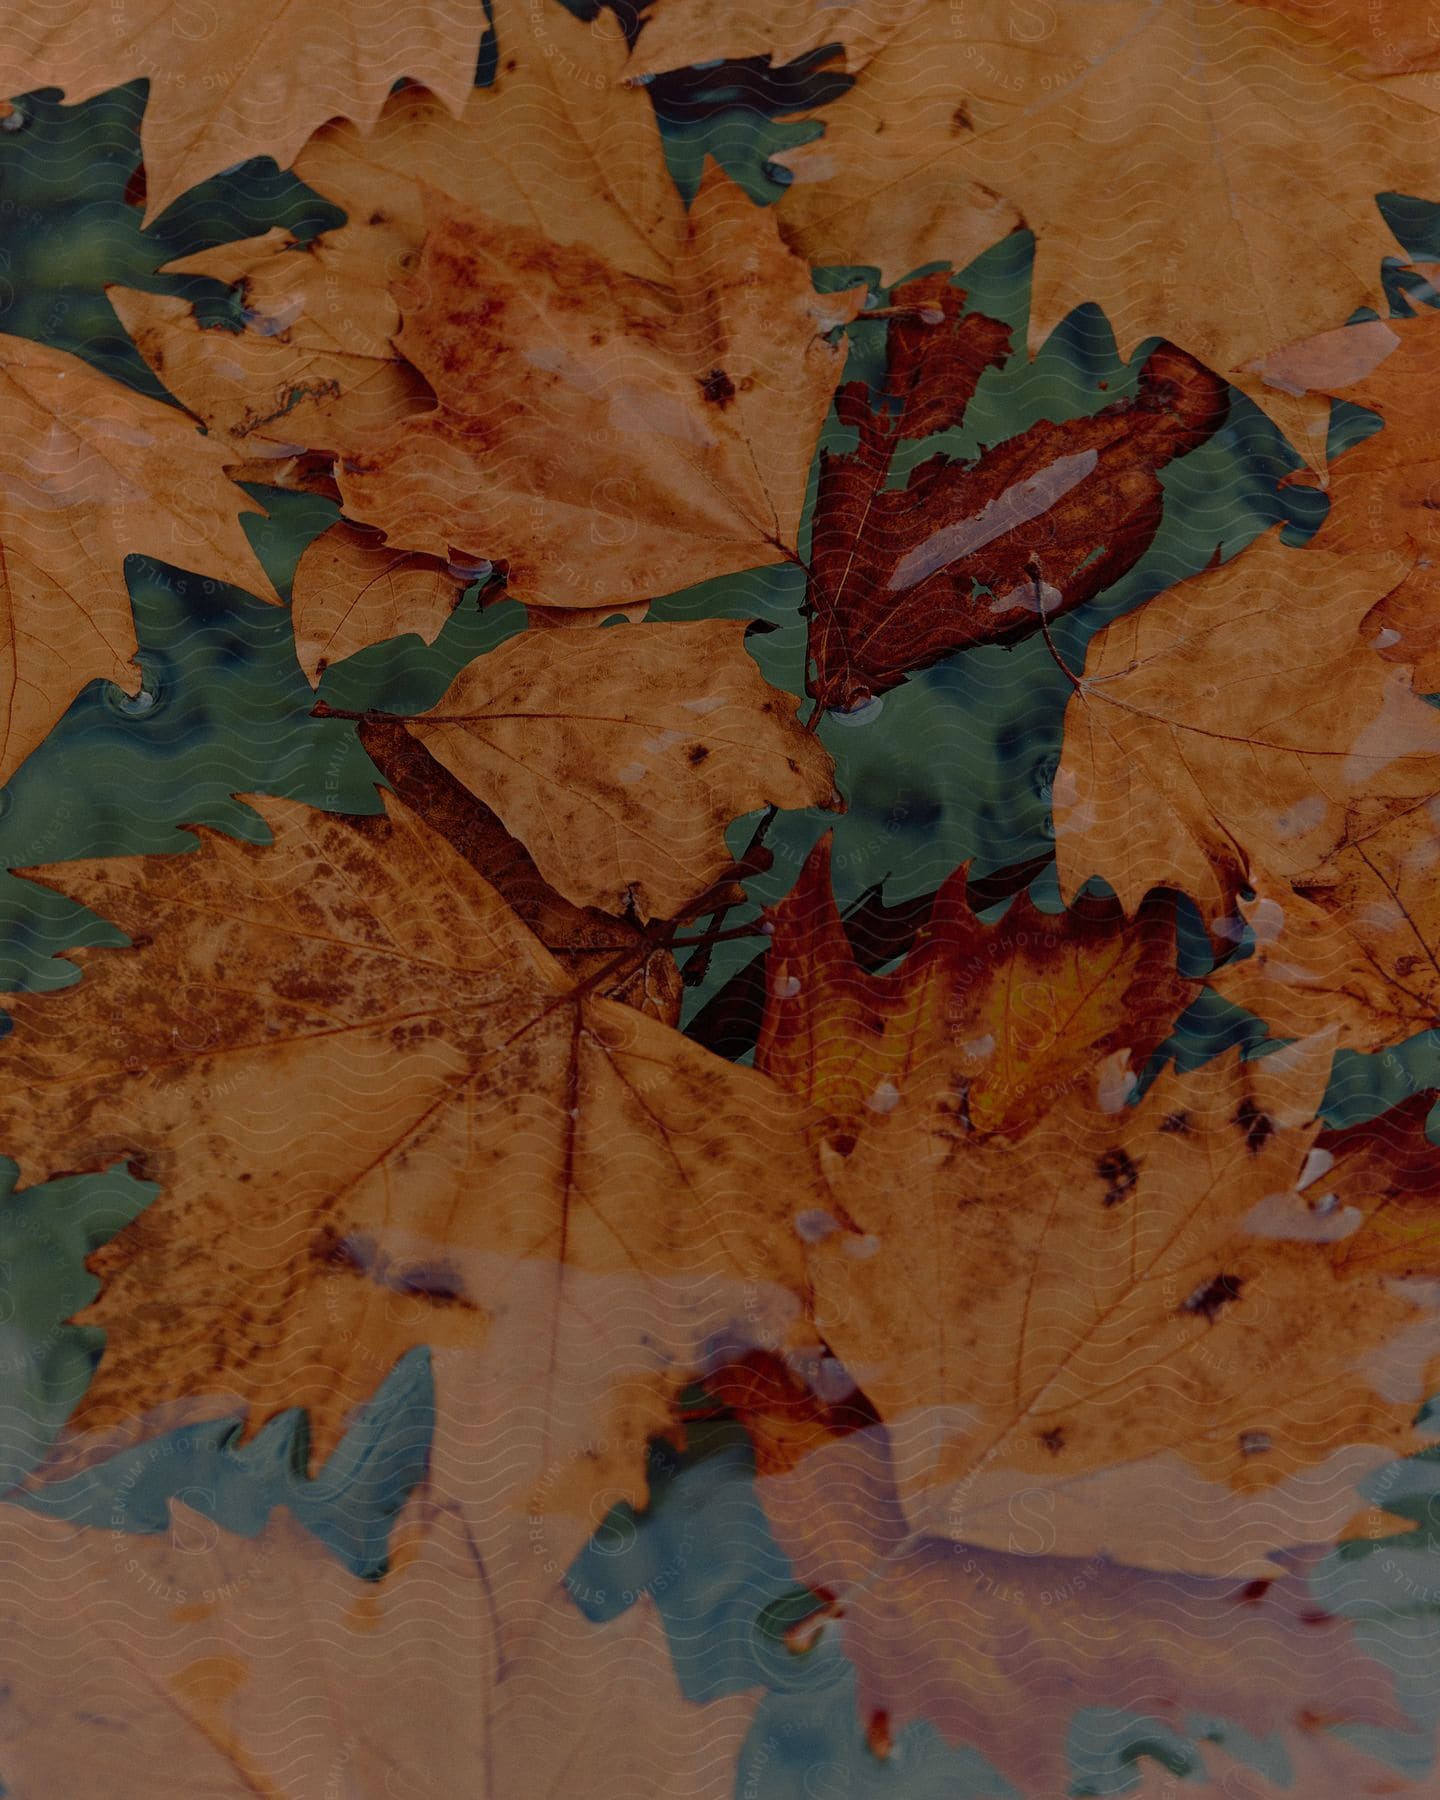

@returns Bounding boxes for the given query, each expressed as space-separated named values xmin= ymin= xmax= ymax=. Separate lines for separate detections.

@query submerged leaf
xmin=0 ymin=1494 xmax=756 ymax=1797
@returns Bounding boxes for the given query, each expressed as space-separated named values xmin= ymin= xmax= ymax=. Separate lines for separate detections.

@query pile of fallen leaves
xmin=7 ymin=0 xmax=1440 ymax=1793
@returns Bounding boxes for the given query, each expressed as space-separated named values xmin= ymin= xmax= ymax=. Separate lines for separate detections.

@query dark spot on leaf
xmin=1039 ymin=1426 xmax=1066 ymax=1453
xmin=1234 ymin=1095 xmax=1273 ymax=1153
xmin=1181 ymin=1272 xmax=1244 ymax=1322
xmin=1159 ymin=1110 xmax=1190 ymax=1134
xmin=1240 ymin=1578 xmax=1272 ymax=1603
xmin=1096 ymin=1146 xmax=1138 ymax=1206
xmin=688 ymin=744 xmax=710 ymax=766
xmin=950 ymin=103 xmax=971 ymax=132
xmin=700 ymin=367 xmax=736 ymax=406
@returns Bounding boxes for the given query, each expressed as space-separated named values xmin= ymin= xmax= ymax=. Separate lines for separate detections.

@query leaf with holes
xmin=804 ymin=274 xmax=1228 ymax=710
xmin=0 ymin=794 xmax=814 ymax=1548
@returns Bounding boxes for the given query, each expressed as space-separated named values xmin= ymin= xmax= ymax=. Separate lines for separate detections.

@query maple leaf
xmin=0 ymin=332 xmax=277 ymax=788
xmin=1209 ymin=796 xmax=1440 ymax=1052
xmin=288 ymin=521 xmax=654 ymax=680
xmin=1312 ymin=1092 xmax=1440 ymax=1269
xmin=111 ymin=229 xmax=436 ymax=463
xmin=295 ymin=0 xmax=687 ymax=282
xmin=0 ymin=0 xmax=484 ymax=223
xmin=800 ymin=1037 xmax=1440 ymax=1544
xmin=360 ymin=619 xmax=835 ymax=922
xmin=1053 ymin=530 xmax=1440 ymax=919
xmin=0 ymin=793 xmax=815 ymax=1512
xmin=804 ymin=275 xmax=1229 ymax=709
xmin=754 ymin=833 xmax=1192 ymax=1152
xmin=769 ymin=0 xmax=1440 ymax=454
xmin=641 ymin=1369 xmax=1410 ymax=1798
xmin=350 ymin=716 xmax=684 ymax=1021
xmin=627 ymin=0 xmax=927 ymax=76
xmin=838 ymin=1536 xmax=1403 ymax=1796
xmin=113 ymin=0 xmax=863 ymax=608
xmin=330 ymin=173 xmax=861 ymax=605
xmin=0 ymin=1495 xmax=756 ymax=1797
xmin=1253 ymin=309 xmax=1440 ymax=688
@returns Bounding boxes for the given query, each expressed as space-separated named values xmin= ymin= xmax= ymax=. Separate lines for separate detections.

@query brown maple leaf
xmin=1054 ymin=531 xmax=1437 ymax=911
xmin=111 ymin=229 xmax=436 ymax=463
xmin=0 ymin=793 xmax=814 ymax=1510
xmin=374 ymin=618 xmax=835 ymax=922
xmin=754 ymin=833 xmax=1192 ymax=1151
xmin=331 ymin=173 xmax=861 ymax=606
xmin=0 ymin=1495 xmax=755 ymax=1797
xmin=1253 ymin=309 xmax=1440 ymax=689
xmin=351 ymin=716 xmax=683 ymax=1021
xmin=799 ymin=1036 xmax=1440 ymax=1534
xmin=289 ymin=520 xmax=471 ymax=682
xmin=1314 ymin=1092 xmax=1440 ymax=1270
xmin=769 ymin=0 xmax=1440 ymax=459
xmin=805 ymin=275 xmax=1228 ymax=710
xmin=0 ymin=0 xmax=485 ymax=222
xmin=0 ymin=333 xmax=277 ymax=788
xmin=1249 ymin=0 xmax=1440 ymax=72
xmin=1210 ymin=799 xmax=1440 ymax=1053
xmin=112 ymin=0 xmax=863 ymax=612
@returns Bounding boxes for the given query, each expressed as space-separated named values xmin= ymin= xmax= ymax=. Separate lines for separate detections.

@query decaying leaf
xmin=754 ymin=833 xmax=1192 ymax=1150
xmin=627 ymin=0 xmax=926 ymax=76
xmin=0 ymin=0 xmax=484 ymax=222
xmin=396 ymin=619 xmax=835 ymax=921
xmin=689 ymin=1352 xmax=1409 ymax=1793
xmin=0 ymin=794 xmax=813 ymax=1505
xmin=0 ymin=333 xmax=277 ymax=788
xmin=840 ymin=1534 xmax=1404 ymax=1796
xmin=805 ymin=275 xmax=1229 ymax=708
xmin=1316 ymin=1092 xmax=1440 ymax=1269
xmin=804 ymin=1038 xmax=1440 ymax=1521
xmin=296 ymin=0 xmax=686 ymax=281
xmin=1210 ymin=794 xmax=1440 ymax=1051
xmin=113 ymin=0 xmax=863 ymax=609
xmin=0 ymin=1494 xmax=755 ymax=1797
xmin=352 ymin=717 xmax=683 ymax=1023
xmin=111 ymin=231 xmax=436 ymax=462
xmin=770 ymin=0 xmax=1440 ymax=451
xmin=330 ymin=173 xmax=861 ymax=605
xmin=1054 ymin=531 xmax=1439 ymax=926
xmin=1254 ymin=308 xmax=1440 ymax=688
